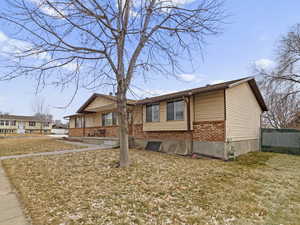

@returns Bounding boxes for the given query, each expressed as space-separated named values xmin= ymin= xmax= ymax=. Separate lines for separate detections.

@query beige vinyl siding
xmin=85 ymin=96 xmax=115 ymax=111
xmin=69 ymin=118 xmax=75 ymax=128
xmin=132 ymin=105 xmax=143 ymax=125
xmin=143 ymin=100 xmax=188 ymax=131
xmin=194 ymin=90 xmax=224 ymax=122
xmin=85 ymin=114 xmax=96 ymax=127
xmin=85 ymin=113 xmax=102 ymax=127
xmin=226 ymin=82 xmax=262 ymax=141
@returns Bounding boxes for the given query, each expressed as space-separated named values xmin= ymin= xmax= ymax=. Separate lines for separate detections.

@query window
xmin=11 ymin=121 xmax=16 ymax=126
xmin=0 ymin=120 xmax=4 ymax=126
xmin=146 ymin=104 xmax=160 ymax=122
xmin=167 ymin=99 xmax=184 ymax=121
xmin=29 ymin=121 xmax=36 ymax=126
xmin=102 ymin=112 xmax=117 ymax=126
xmin=5 ymin=120 xmax=9 ymax=126
xmin=75 ymin=117 xmax=82 ymax=128
xmin=43 ymin=122 xmax=50 ymax=127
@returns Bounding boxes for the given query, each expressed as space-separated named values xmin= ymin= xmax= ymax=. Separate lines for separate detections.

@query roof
xmin=0 ymin=114 xmax=45 ymax=122
xmin=77 ymin=93 xmax=136 ymax=113
xmin=136 ymin=76 xmax=267 ymax=111
xmin=72 ymin=77 xmax=267 ymax=115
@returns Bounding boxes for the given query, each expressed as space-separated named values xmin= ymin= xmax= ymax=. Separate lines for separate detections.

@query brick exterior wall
xmin=192 ymin=121 xmax=225 ymax=142
xmin=69 ymin=121 xmax=225 ymax=142
xmin=69 ymin=126 xmax=119 ymax=137
xmin=133 ymin=124 xmax=193 ymax=141
xmin=69 ymin=128 xmax=84 ymax=137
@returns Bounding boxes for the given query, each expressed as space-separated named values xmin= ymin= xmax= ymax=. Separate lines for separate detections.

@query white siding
xmin=226 ymin=83 xmax=262 ymax=141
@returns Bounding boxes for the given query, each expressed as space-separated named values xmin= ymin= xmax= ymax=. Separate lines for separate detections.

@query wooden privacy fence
xmin=261 ymin=128 xmax=300 ymax=155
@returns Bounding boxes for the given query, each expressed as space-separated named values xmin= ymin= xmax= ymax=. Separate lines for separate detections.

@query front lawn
xmin=2 ymin=149 xmax=300 ymax=225
xmin=0 ymin=137 xmax=84 ymax=157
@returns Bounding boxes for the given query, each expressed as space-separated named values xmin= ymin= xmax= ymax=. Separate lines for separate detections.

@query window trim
xmin=145 ymin=103 xmax=160 ymax=123
xmin=166 ymin=99 xmax=185 ymax=121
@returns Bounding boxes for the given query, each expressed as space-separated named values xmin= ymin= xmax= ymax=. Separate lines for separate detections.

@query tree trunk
xmin=117 ymin=86 xmax=129 ymax=167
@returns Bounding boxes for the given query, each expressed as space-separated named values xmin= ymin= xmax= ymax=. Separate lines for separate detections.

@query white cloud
xmin=0 ymin=31 xmax=76 ymax=72
xmin=0 ymin=31 xmax=32 ymax=56
xmin=177 ymin=73 xmax=203 ymax=83
xmin=28 ymin=0 xmax=66 ymax=18
xmin=0 ymin=32 xmax=8 ymax=42
xmin=254 ymin=58 xmax=275 ymax=70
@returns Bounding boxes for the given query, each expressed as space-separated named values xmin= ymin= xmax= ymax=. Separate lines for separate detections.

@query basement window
xmin=145 ymin=141 xmax=161 ymax=151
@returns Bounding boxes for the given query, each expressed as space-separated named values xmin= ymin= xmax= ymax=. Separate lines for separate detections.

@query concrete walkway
xmin=0 ymin=166 xmax=28 ymax=225
xmin=0 ymin=141 xmax=113 ymax=225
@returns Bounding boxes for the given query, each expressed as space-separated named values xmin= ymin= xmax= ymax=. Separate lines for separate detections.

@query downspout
xmin=224 ymin=89 xmax=227 ymax=140
xmin=185 ymin=95 xmax=193 ymax=155
xmin=83 ymin=115 xmax=86 ymax=137
xmin=224 ymin=89 xmax=229 ymax=160
xmin=186 ymin=96 xmax=191 ymax=131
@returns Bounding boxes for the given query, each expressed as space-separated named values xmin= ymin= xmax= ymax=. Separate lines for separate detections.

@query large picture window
xmin=102 ymin=112 xmax=117 ymax=126
xmin=146 ymin=104 xmax=160 ymax=122
xmin=167 ymin=99 xmax=185 ymax=121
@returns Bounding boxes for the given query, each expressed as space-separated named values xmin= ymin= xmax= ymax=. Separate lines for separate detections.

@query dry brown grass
xmin=2 ymin=150 xmax=300 ymax=225
xmin=0 ymin=137 xmax=84 ymax=157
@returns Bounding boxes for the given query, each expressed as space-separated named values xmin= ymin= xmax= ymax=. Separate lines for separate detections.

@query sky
xmin=0 ymin=0 xmax=300 ymax=121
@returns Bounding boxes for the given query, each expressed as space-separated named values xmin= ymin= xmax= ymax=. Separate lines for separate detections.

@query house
xmin=0 ymin=115 xmax=52 ymax=134
xmin=65 ymin=77 xmax=267 ymax=159
xmin=51 ymin=124 xmax=68 ymax=135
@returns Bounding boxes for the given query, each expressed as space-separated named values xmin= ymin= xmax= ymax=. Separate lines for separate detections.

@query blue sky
xmin=0 ymin=0 xmax=300 ymax=121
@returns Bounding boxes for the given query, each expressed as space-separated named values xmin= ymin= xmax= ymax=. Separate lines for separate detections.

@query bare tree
xmin=0 ymin=0 xmax=225 ymax=167
xmin=32 ymin=97 xmax=53 ymax=133
xmin=258 ymin=79 xmax=299 ymax=128
xmin=254 ymin=24 xmax=300 ymax=128
xmin=258 ymin=24 xmax=300 ymax=95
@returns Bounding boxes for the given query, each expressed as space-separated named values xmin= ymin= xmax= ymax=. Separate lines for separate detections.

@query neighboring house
xmin=65 ymin=77 xmax=267 ymax=159
xmin=0 ymin=115 xmax=52 ymax=134
xmin=51 ymin=124 xmax=68 ymax=135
